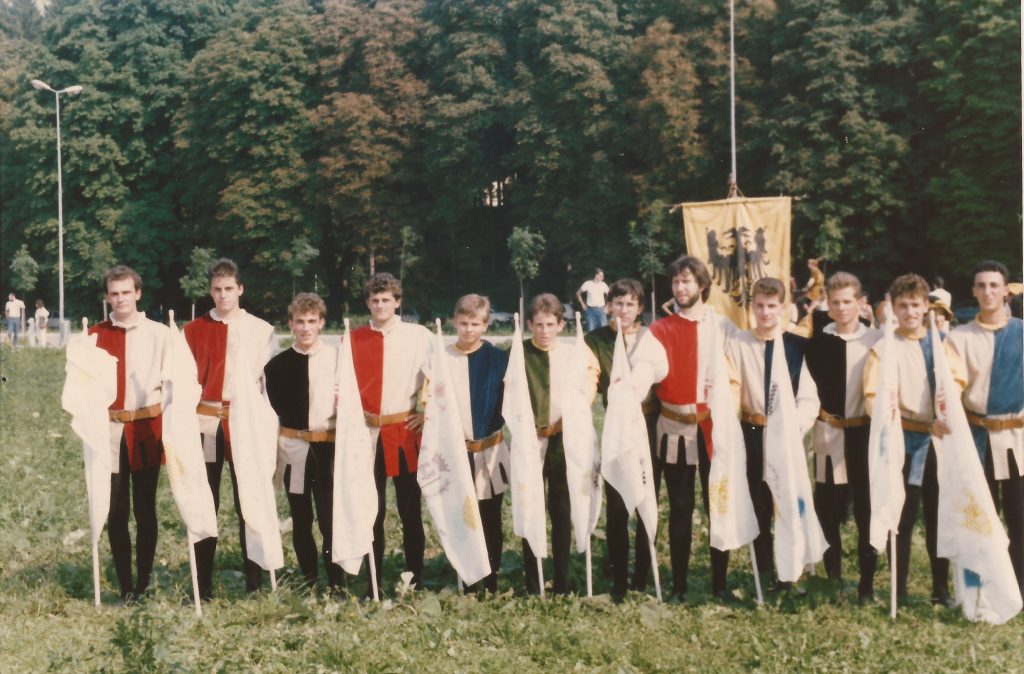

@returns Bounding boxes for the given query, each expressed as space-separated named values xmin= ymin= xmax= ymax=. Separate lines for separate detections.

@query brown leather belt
xmin=279 ymin=426 xmax=336 ymax=443
xmin=196 ymin=402 xmax=230 ymax=420
xmin=363 ymin=409 xmax=415 ymax=428
xmin=741 ymin=411 xmax=767 ymax=427
xmin=536 ymin=419 xmax=563 ymax=438
xmin=966 ymin=411 xmax=1024 ymax=432
xmin=900 ymin=418 xmax=932 ymax=433
xmin=466 ymin=430 xmax=504 ymax=453
xmin=660 ymin=407 xmax=711 ymax=425
xmin=108 ymin=403 xmax=161 ymax=423
xmin=641 ymin=400 xmax=659 ymax=416
xmin=818 ymin=410 xmax=870 ymax=429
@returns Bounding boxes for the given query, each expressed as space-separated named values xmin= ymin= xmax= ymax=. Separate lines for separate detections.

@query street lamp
xmin=31 ymin=79 xmax=83 ymax=345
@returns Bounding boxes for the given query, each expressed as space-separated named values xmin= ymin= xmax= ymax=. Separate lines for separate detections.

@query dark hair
xmin=607 ymin=278 xmax=644 ymax=308
xmin=595 ymin=268 xmax=604 ymax=275
xmin=752 ymin=277 xmax=786 ymax=301
xmin=364 ymin=272 xmax=402 ymax=300
xmin=970 ymin=260 xmax=1009 ymax=285
xmin=208 ymin=258 xmax=241 ymax=286
xmin=826 ymin=271 xmax=863 ymax=299
xmin=889 ymin=273 xmax=930 ymax=302
xmin=454 ymin=294 xmax=491 ymax=319
xmin=35 ymin=299 xmax=44 ymax=308
xmin=527 ymin=293 xmax=563 ymax=322
xmin=102 ymin=265 xmax=142 ymax=293
xmin=667 ymin=255 xmax=712 ymax=302
xmin=288 ymin=292 xmax=326 ymax=320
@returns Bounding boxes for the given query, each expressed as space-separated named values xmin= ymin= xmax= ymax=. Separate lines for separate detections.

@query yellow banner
xmin=681 ymin=197 xmax=791 ymax=329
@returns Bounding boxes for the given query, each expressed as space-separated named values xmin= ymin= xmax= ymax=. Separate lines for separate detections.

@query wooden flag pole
xmin=270 ymin=569 xmax=277 ymax=593
xmin=585 ymin=539 xmax=593 ymax=598
xmin=648 ymin=539 xmax=663 ymax=603
xmin=187 ymin=533 xmax=202 ymax=617
xmin=368 ymin=548 xmax=380 ymax=602
xmin=92 ymin=540 xmax=101 ymax=609
xmin=537 ymin=558 xmax=545 ymax=598
xmin=750 ymin=542 xmax=764 ymax=605
xmin=890 ymin=530 xmax=898 ymax=620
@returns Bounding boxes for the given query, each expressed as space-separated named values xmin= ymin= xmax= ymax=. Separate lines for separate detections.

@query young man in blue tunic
xmin=443 ymin=294 xmax=510 ymax=592
xmin=947 ymin=261 xmax=1024 ymax=595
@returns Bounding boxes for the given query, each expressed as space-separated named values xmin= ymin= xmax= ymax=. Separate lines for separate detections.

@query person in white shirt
xmin=577 ymin=269 xmax=610 ymax=331
xmin=5 ymin=292 xmax=26 ymax=346
xmin=34 ymin=299 xmax=50 ymax=347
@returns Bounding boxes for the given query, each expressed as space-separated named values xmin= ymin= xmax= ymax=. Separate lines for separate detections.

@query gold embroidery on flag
xmin=463 ymin=495 xmax=480 ymax=531
xmin=709 ymin=479 xmax=729 ymax=514
xmin=961 ymin=494 xmax=992 ymax=536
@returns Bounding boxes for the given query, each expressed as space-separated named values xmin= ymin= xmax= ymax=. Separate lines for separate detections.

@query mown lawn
xmin=1 ymin=347 xmax=1020 ymax=673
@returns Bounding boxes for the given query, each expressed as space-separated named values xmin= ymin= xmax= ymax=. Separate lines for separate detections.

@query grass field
xmin=1 ymin=347 xmax=1021 ymax=673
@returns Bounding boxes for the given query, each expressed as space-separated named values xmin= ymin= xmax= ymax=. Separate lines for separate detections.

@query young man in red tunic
xmin=350 ymin=272 xmax=432 ymax=597
xmin=184 ymin=259 xmax=277 ymax=597
xmin=89 ymin=265 xmax=171 ymax=602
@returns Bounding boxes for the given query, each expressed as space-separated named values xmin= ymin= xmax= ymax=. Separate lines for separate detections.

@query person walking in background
xmin=34 ymin=299 xmax=50 ymax=347
xmin=5 ymin=292 xmax=25 ymax=346
xmin=577 ymin=269 xmax=610 ymax=331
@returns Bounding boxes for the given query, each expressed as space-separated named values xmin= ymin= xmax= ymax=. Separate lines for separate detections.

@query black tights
xmin=367 ymin=442 xmax=425 ymax=596
xmin=108 ymin=437 xmax=161 ymax=597
xmin=524 ymin=437 xmax=571 ymax=595
xmin=285 ymin=441 xmax=342 ymax=589
xmin=986 ymin=448 xmax=1024 ymax=594
xmin=894 ymin=445 xmax=948 ymax=599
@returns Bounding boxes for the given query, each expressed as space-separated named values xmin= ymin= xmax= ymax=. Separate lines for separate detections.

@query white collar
xmin=210 ymin=308 xmax=247 ymax=323
xmin=111 ymin=313 xmax=143 ymax=329
xmin=823 ymin=321 xmax=867 ymax=341
xmin=291 ymin=339 xmax=323 ymax=356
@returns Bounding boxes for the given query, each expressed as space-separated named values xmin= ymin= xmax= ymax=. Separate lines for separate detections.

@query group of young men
xmin=83 ymin=254 xmax=1022 ymax=611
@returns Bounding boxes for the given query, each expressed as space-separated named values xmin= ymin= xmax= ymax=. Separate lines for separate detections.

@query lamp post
xmin=30 ymin=79 xmax=83 ymax=345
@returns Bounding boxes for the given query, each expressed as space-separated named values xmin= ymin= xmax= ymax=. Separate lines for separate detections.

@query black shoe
xmin=857 ymin=592 xmax=875 ymax=606
xmin=713 ymin=589 xmax=737 ymax=604
xmin=931 ymin=593 xmax=956 ymax=609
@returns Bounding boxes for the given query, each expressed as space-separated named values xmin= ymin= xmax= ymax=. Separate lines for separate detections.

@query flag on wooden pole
xmin=562 ymin=313 xmax=602 ymax=553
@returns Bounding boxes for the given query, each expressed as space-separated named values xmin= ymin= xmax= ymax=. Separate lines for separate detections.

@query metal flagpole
xmin=648 ymin=540 xmax=663 ymax=603
xmin=728 ymin=0 xmax=738 ymax=193
xmin=750 ymin=542 xmax=764 ymax=605
xmin=187 ymin=533 xmax=202 ymax=617
xmin=585 ymin=539 xmax=593 ymax=598
xmin=890 ymin=530 xmax=897 ymax=619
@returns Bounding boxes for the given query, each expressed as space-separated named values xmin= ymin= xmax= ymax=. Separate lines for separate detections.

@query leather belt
xmin=741 ymin=411 xmax=767 ymax=427
xmin=279 ymin=427 xmax=336 ymax=443
xmin=466 ymin=430 xmax=504 ymax=453
xmin=196 ymin=402 xmax=230 ymax=420
xmin=641 ymin=400 xmax=659 ymax=416
xmin=660 ymin=407 xmax=711 ymax=425
xmin=363 ymin=409 xmax=415 ymax=428
xmin=900 ymin=418 xmax=932 ymax=433
xmin=108 ymin=403 xmax=161 ymax=423
xmin=966 ymin=412 xmax=1024 ymax=432
xmin=818 ymin=410 xmax=870 ymax=429
xmin=536 ymin=419 xmax=563 ymax=438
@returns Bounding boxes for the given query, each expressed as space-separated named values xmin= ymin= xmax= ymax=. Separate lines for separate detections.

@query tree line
xmin=1 ymin=0 xmax=1020 ymax=322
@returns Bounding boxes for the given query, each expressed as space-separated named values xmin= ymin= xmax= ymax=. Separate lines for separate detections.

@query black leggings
xmin=895 ymin=445 xmax=948 ymax=599
xmin=108 ymin=436 xmax=161 ymax=597
xmin=285 ymin=441 xmax=342 ymax=588
xmin=986 ymin=447 xmax=1024 ymax=593
xmin=368 ymin=440 xmax=425 ymax=596
xmin=523 ymin=436 xmax=572 ymax=595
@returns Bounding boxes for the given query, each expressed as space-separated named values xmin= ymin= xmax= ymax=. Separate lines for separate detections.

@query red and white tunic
xmin=351 ymin=320 xmax=432 ymax=477
xmin=89 ymin=314 xmax=171 ymax=473
xmin=183 ymin=309 xmax=277 ymax=462
xmin=630 ymin=307 xmax=736 ymax=465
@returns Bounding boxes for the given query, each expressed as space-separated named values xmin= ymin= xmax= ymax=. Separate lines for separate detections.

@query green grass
xmin=1 ymin=347 xmax=1021 ymax=673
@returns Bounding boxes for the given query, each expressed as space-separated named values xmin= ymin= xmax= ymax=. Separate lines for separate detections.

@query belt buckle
xmin=298 ymin=430 xmax=312 ymax=442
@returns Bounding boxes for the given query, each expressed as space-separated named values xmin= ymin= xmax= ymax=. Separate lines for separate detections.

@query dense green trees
xmin=1 ymin=0 xmax=1019 ymax=321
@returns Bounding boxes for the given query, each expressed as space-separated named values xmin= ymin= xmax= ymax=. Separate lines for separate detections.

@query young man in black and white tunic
xmin=264 ymin=293 xmax=342 ymax=591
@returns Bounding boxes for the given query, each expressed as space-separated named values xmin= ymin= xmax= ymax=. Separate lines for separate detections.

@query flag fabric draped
xmin=562 ymin=314 xmax=602 ymax=553
xmin=418 ymin=321 xmax=490 ymax=585
xmin=706 ymin=318 xmax=759 ymax=551
xmin=763 ymin=337 xmax=827 ymax=582
xmin=931 ymin=319 xmax=1023 ymax=624
xmin=226 ymin=340 xmax=284 ymax=572
xmin=601 ymin=325 xmax=658 ymax=539
xmin=62 ymin=327 xmax=118 ymax=548
xmin=161 ymin=317 xmax=217 ymax=541
xmin=503 ymin=314 xmax=547 ymax=559
xmin=867 ymin=309 xmax=906 ymax=553
xmin=332 ymin=321 xmax=378 ymax=575
xmin=681 ymin=196 xmax=791 ymax=329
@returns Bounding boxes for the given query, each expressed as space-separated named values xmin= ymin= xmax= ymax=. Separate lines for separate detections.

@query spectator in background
xmin=928 ymin=287 xmax=953 ymax=332
xmin=577 ymin=268 xmax=610 ymax=331
xmin=34 ymin=299 xmax=49 ymax=347
xmin=5 ymin=292 xmax=25 ymax=346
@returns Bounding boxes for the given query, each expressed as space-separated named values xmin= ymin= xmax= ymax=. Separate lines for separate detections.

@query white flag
xmin=932 ymin=318 xmax=1023 ymax=624
xmin=418 ymin=320 xmax=491 ymax=585
xmin=601 ymin=323 xmax=658 ymax=539
xmin=332 ymin=321 xmax=378 ymax=575
xmin=503 ymin=314 xmax=547 ymax=559
xmin=764 ymin=339 xmax=828 ymax=582
xmin=226 ymin=340 xmax=284 ymax=571
xmin=62 ymin=328 xmax=118 ymax=548
xmin=706 ymin=321 xmax=759 ymax=551
xmin=562 ymin=314 xmax=602 ymax=553
xmin=867 ymin=307 xmax=906 ymax=553
xmin=162 ymin=317 xmax=217 ymax=541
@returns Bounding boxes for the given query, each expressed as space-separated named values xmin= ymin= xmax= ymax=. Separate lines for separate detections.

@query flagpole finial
xmin=81 ymin=317 xmax=88 ymax=331
xmin=434 ymin=317 xmax=443 ymax=335
xmin=168 ymin=309 xmax=175 ymax=325
xmin=343 ymin=318 xmax=350 ymax=331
